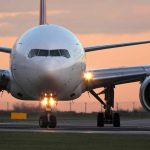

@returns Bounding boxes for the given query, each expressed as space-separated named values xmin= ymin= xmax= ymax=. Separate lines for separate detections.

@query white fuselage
xmin=10 ymin=25 xmax=86 ymax=101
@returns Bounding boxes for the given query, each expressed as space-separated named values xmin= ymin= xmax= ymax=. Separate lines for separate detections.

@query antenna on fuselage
xmin=39 ymin=0 xmax=47 ymax=25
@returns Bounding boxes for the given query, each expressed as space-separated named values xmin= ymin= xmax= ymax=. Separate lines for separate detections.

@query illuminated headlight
xmin=41 ymin=97 xmax=48 ymax=106
xmin=49 ymin=97 xmax=56 ymax=107
xmin=41 ymin=93 xmax=57 ymax=108
xmin=84 ymin=72 xmax=93 ymax=81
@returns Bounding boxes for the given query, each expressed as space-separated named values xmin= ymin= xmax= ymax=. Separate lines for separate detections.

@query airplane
xmin=0 ymin=0 xmax=150 ymax=128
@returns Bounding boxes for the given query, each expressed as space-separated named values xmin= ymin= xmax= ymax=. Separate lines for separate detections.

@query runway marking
xmin=1 ymin=119 xmax=150 ymax=134
xmin=1 ymin=128 xmax=150 ymax=134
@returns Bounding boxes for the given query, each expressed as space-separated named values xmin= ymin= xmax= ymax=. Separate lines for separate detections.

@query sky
xmin=0 ymin=0 xmax=150 ymax=112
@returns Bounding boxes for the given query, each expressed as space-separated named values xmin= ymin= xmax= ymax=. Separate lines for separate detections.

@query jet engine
xmin=140 ymin=76 xmax=150 ymax=111
xmin=0 ymin=70 xmax=10 ymax=92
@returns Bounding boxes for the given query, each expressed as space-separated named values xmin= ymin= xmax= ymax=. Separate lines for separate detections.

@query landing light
xmin=84 ymin=72 xmax=93 ymax=81
xmin=41 ymin=97 xmax=48 ymax=106
xmin=41 ymin=94 xmax=56 ymax=108
xmin=50 ymin=97 xmax=56 ymax=107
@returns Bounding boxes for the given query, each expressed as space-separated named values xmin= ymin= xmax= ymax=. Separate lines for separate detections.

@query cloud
xmin=0 ymin=0 xmax=150 ymax=36
xmin=0 ymin=23 xmax=9 ymax=27
xmin=0 ymin=10 xmax=69 ymax=19
xmin=0 ymin=9 xmax=69 ymax=36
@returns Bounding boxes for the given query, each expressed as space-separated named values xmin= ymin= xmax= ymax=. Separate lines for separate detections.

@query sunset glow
xmin=0 ymin=0 xmax=150 ymax=112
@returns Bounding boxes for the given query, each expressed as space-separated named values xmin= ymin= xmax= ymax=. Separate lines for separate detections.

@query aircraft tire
xmin=97 ymin=113 xmax=104 ymax=127
xmin=113 ymin=113 xmax=120 ymax=127
xmin=48 ymin=115 xmax=57 ymax=128
xmin=39 ymin=115 xmax=48 ymax=128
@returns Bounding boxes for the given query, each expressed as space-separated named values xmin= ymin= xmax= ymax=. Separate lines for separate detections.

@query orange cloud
xmin=0 ymin=10 xmax=69 ymax=19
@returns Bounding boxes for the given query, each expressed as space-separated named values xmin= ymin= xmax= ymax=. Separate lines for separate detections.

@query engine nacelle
xmin=140 ymin=76 xmax=150 ymax=111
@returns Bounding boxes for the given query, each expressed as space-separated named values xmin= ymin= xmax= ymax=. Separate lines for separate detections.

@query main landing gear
xmin=89 ymin=86 xmax=120 ymax=127
xmin=39 ymin=94 xmax=57 ymax=128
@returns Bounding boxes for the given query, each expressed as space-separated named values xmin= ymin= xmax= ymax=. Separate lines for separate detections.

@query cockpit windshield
xmin=28 ymin=49 xmax=70 ymax=58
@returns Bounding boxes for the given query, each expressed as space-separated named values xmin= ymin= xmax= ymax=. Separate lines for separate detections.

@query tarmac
xmin=0 ymin=119 xmax=150 ymax=134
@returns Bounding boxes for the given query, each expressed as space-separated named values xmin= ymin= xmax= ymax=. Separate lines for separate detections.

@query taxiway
xmin=0 ymin=119 xmax=150 ymax=134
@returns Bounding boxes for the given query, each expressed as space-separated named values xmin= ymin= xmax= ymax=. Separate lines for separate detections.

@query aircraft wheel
xmin=113 ymin=113 xmax=120 ymax=127
xmin=48 ymin=115 xmax=57 ymax=128
xmin=39 ymin=115 xmax=48 ymax=128
xmin=97 ymin=113 xmax=104 ymax=127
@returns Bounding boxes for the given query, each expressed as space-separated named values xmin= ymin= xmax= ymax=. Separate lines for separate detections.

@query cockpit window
xmin=50 ymin=50 xmax=61 ymax=56
xmin=28 ymin=49 xmax=35 ymax=58
xmin=28 ymin=49 xmax=70 ymax=58
xmin=34 ymin=49 xmax=40 ymax=56
xmin=28 ymin=49 xmax=40 ymax=58
xmin=60 ymin=49 xmax=70 ymax=58
xmin=38 ymin=50 xmax=49 ymax=56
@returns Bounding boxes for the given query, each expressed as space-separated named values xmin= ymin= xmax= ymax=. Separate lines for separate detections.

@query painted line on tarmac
xmin=1 ymin=129 xmax=150 ymax=134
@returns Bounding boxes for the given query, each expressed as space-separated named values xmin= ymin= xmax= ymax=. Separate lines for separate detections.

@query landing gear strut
xmin=39 ymin=112 xmax=57 ymax=128
xmin=39 ymin=94 xmax=57 ymax=128
xmin=90 ymin=86 xmax=120 ymax=127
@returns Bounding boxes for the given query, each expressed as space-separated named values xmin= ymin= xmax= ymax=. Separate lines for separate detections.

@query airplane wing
xmin=84 ymin=66 xmax=150 ymax=91
xmin=84 ymin=40 xmax=150 ymax=52
xmin=0 ymin=69 xmax=10 ymax=92
xmin=0 ymin=47 xmax=12 ymax=53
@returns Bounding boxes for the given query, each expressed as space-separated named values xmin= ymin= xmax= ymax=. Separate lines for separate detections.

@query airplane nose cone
xmin=35 ymin=59 xmax=68 ymax=94
xmin=41 ymin=59 xmax=64 ymax=77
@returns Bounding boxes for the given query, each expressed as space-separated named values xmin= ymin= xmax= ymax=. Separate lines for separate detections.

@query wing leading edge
xmin=84 ymin=40 xmax=150 ymax=52
xmin=0 ymin=47 xmax=12 ymax=53
xmin=84 ymin=66 xmax=150 ymax=91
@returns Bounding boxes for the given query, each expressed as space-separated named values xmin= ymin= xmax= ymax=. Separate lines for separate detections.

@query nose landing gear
xmin=39 ymin=93 xmax=57 ymax=128
xmin=39 ymin=113 xmax=57 ymax=128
